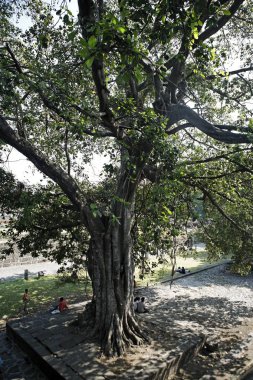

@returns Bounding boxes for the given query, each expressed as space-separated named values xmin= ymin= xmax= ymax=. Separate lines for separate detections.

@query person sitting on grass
xmin=176 ymin=266 xmax=190 ymax=274
xmin=51 ymin=297 xmax=69 ymax=314
xmin=137 ymin=297 xmax=149 ymax=313
xmin=58 ymin=297 xmax=68 ymax=312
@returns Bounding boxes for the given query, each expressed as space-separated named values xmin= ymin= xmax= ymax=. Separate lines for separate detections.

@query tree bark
xmin=89 ymin=228 xmax=143 ymax=355
xmin=84 ymin=162 xmax=147 ymax=356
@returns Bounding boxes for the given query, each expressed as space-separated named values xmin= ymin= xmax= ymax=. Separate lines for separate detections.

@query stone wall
xmin=0 ymin=241 xmax=46 ymax=268
xmin=0 ymin=221 xmax=46 ymax=267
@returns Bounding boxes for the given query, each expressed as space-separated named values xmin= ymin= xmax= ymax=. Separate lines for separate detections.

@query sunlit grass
xmin=135 ymin=250 xmax=229 ymax=286
xmin=0 ymin=274 xmax=91 ymax=323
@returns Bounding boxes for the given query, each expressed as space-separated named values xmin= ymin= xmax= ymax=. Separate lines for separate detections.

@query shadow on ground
xmin=5 ymin=265 xmax=253 ymax=379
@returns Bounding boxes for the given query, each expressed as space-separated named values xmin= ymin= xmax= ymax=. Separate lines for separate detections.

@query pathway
xmin=0 ymin=261 xmax=60 ymax=282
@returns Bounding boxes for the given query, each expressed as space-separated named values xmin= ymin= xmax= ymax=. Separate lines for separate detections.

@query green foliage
xmin=0 ymin=0 xmax=253 ymax=278
xmin=0 ymin=168 xmax=23 ymax=212
xmin=195 ymin=149 xmax=253 ymax=274
xmin=0 ymin=175 xmax=118 ymax=271
xmin=133 ymin=174 xmax=198 ymax=276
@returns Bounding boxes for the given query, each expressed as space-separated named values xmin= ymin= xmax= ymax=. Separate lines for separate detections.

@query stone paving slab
xmin=6 ymin=300 xmax=206 ymax=380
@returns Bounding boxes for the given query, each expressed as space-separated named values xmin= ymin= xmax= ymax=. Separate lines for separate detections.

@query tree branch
xmin=5 ymin=43 xmax=114 ymax=138
xmin=0 ymin=115 xmax=98 ymax=230
xmin=34 ymin=89 xmax=114 ymax=137
xmin=32 ymin=221 xmax=81 ymax=232
xmin=164 ymin=104 xmax=252 ymax=144
xmin=200 ymin=186 xmax=247 ymax=233
xmin=206 ymin=66 xmax=253 ymax=80
xmin=64 ymin=127 xmax=71 ymax=175
xmin=198 ymin=0 xmax=245 ymax=44
xmin=5 ymin=43 xmax=23 ymax=73
xmin=78 ymin=1 xmax=118 ymax=138
xmin=183 ymin=168 xmax=245 ymax=181
xmin=180 ymin=147 xmax=253 ymax=166
xmin=167 ymin=121 xmax=253 ymax=136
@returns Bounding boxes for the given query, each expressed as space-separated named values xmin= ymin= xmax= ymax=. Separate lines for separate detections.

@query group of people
xmin=175 ymin=266 xmax=190 ymax=274
xmin=22 ymin=289 xmax=68 ymax=315
xmin=133 ymin=296 xmax=149 ymax=313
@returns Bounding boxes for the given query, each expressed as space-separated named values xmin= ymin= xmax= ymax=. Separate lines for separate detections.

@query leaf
xmin=116 ymin=26 xmax=126 ymax=33
xmin=68 ymin=31 xmax=77 ymax=41
xmin=163 ymin=206 xmax=173 ymax=215
xmin=193 ymin=30 xmax=198 ymax=39
xmin=134 ymin=67 xmax=143 ymax=83
xmin=248 ymin=119 xmax=253 ymax=129
xmin=79 ymin=38 xmax=87 ymax=47
xmin=39 ymin=34 xmax=48 ymax=48
xmin=78 ymin=47 xmax=87 ymax=58
xmin=223 ymin=10 xmax=231 ymax=16
xmin=90 ymin=203 xmax=101 ymax=217
xmin=63 ymin=14 xmax=70 ymax=25
xmin=116 ymin=71 xmax=130 ymax=85
xmin=111 ymin=214 xmax=121 ymax=225
xmin=210 ymin=48 xmax=216 ymax=61
xmin=86 ymin=56 xmax=94 ymax=68
xmin=88 ymin=35 xmax=97 ymax=48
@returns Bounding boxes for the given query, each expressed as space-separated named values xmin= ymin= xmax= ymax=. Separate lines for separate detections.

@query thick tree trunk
xmin=77 ymin=0 xmax=151 ymax=356
xmin=83 ymin=159 xmax=148 ymax=356
xmin=86 ymin=207 xmax=146 ymax=356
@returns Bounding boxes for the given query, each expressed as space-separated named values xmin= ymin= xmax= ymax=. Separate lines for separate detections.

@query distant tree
xmin=0 ymin=0 xmax=253 ymax=356
xmin=198 ymin=151 xmax=253 ymax=274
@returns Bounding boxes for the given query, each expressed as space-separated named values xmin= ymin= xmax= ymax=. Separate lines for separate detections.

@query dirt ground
xmin=130 ymin=265 xmax=253 ymax=379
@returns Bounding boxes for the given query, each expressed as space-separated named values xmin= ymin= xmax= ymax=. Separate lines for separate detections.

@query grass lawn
xmin=135 ymin=250 xmax=230 ymax=286
xmin=0 ymin=274 xmax=91 ymax=326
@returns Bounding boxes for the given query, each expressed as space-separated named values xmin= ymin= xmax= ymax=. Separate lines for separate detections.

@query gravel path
xmin=147 ymin=265 xmax=253 ymax=308
xmin=1 ymin=264 xmax=253 ymax=379
xmin=135 ymin=265 xmax=253 ymax=379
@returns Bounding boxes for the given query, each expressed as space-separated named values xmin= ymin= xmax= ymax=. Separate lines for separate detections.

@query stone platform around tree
xmin=6 ymin=264 xmax=253 ymax=379
xmin=6 ymin=300 xmax=206 ymax=380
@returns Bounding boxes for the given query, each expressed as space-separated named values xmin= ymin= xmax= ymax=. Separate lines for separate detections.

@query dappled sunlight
xmin=4 ymin=264 xmax=253 ymax=379
xmin=0 ymin=275 xmax=89 ymax=320
xmin=136 ymin=252 xmax=229 ymax=286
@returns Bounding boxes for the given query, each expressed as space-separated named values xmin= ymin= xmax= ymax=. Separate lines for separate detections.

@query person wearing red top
xmin=58 ymin=297 xmax=68 ymax=312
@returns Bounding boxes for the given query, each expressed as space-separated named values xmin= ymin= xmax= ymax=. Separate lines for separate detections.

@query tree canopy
xmin=1 ymin=0 xmax=253 ymax=356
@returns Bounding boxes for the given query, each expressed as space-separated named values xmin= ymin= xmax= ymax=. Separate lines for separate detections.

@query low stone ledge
xmin=6 ymin=321 xmax=81 ymax=380
xmin=7 ymin=314 xmax=207 ymax=380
